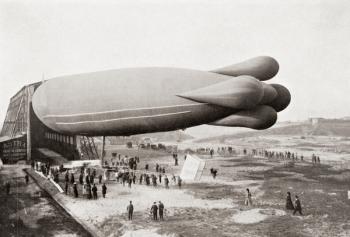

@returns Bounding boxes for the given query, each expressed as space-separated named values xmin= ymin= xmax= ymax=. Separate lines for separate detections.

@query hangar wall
xmin=0 ymin=82 xmax=99 ymax=164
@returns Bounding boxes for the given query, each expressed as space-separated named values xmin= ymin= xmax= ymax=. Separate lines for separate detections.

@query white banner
xmin=180 ymin=154 xmax=205 ymax=181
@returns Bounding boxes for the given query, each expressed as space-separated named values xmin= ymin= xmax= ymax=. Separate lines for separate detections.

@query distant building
xmin=308 ymin=117 xmax=325 ymax=125
xmin=309 ymin=117 xmax=350 ymax=125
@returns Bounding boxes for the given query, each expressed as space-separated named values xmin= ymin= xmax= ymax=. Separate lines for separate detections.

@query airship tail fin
xmin=177 ymin=75 xmax=263 ymax=110
xmin=266 ymin=84 xmax=291 ymax=112
xmin=211 ymin=56 xmax=279 ymax=81
xmin=209 ymin=105 xmax=277 ymax=130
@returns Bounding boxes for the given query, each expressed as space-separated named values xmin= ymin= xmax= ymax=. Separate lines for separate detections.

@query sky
xmin=1 ymin=0 xmax=350 ymax=127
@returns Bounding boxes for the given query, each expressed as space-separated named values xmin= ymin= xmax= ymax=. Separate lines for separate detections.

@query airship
xmin=32 ymin=56 xmax=291 ymax=136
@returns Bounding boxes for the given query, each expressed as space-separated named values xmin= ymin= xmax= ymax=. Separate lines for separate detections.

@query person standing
xmin=164 ymin=176 xmax=169 ymax=189
xmin=102 ymin=183 xmax=107 ymax=198
xmin=25 ymin=174 xmax=29 ymax=185
xmin=73 ymin=183 xmax=78 ymax=198
xmin=92 ymin=184 xmax=98 ymax=199
xmin=245 ymin=188 xmax=253 ymax=206
xmin=5 ymin=181 xmax=10 ymax=195
xmin=65 ymin=182 xmax=69 ymax=195
xmin=87 ymin=183 xmax=92 ymax=199
xmin=70 ymin=173 xmax=75 ymax=184
xmin=146 ymin=175 xmax=150 ymax=186
xmin=139 ymin=174 xmax=143 ymax=184
xmin=152 ymin=175 xmax=157 ymax=187
xmin=177 ymin=176 xmax=182 ymax=189
xmin=158 ymin=201 xmax=165 ymax=221
xmin=293 ymin=195 xmax=303 ymax=215
xmin=127 ymin=201 xmax=134 ymax=220
xmin=132 ymin=174 xmax=136 ymax=184
xmin=172 ymin=175 xmax=176 ymax=184
xmin=98 ymin=174 xmax=103 ymax=184
xmin=82 ymin=183 xmax=86 ymax=197
xmin=158 ymin=173 xmax=162 ymax=183
xmin=128 ymin=175 xmax=132 ymax=188
xmin=151 ymin=202 xmax=158 ymax=220
xmin=85 ymin=174 xmax=90 ymax=185
xmin=89 ymin=174 xmax=94 ymax=185
xmin=79 ymin=173 xmax=84 ymax=185
xmin=65 ymin=171 xmax=69 ymax=183
xmin=286 ymin=192 xmax=294 ymax=210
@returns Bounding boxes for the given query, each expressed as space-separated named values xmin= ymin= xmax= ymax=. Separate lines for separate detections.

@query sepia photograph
xmin=0 ymin=0 xmax=349 ymax=236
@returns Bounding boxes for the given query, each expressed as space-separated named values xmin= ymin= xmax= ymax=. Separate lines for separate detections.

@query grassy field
xmin=55 ymin=146 xmax=350 ymax=237
xmin=7 ymin=146 xmax=349 ymax=237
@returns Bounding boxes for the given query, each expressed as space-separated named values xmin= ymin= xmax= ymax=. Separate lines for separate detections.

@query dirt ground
xmin=0 ymin=165 xmax=91 ymax=237
xmin=54 ymin=147 xmax=350 ymax=237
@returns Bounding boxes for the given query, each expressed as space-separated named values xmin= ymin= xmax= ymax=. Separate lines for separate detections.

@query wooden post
xmin=101 ymin=136 xmax=106 ymax=165
xmin=26 ymin=87 xmax=31 ymax=161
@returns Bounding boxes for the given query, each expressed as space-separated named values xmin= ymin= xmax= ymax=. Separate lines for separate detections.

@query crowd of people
xmin=27 ymin=149 xmax=310 ymax=223
xmin=104 ymin=155 xmax=140 ymax=170
xmin=251 ymin=149 xmax=323 ymax=165
xmin=109 ymin=168 xmax=182 ymax=190
xmin=194 ymin=146 xmax=323 ymax=165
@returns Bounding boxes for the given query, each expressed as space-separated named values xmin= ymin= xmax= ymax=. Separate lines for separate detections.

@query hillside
xmin=196 ymin=119 xmax=350 ymax=143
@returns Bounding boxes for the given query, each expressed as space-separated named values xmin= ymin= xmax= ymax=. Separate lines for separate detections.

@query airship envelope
xmin=31 ymin=56 xmax=290 ymax=136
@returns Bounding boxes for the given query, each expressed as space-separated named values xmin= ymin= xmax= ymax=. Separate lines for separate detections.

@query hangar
xmin=0 ymin=82 xmax=99 ymax=164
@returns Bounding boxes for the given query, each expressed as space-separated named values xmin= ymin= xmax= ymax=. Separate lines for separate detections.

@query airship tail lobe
xmin=211 ymin=56 xmax=279 ymax=81
xmin=209 ymin=105 xmax=277 ymax=130
xmin=177 ymin=75 xmax=264 ymax=110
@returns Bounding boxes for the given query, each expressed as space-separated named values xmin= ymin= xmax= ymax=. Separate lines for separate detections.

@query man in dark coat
xmin=177 ymin=176 xmax=182 ymax=189
xmin=73 ymin=183 xmax=78 ymax=198
xmin=128 ymin=175 xmax=132 ymax=188
xmin=152 ymin=175 xmax=157 ymax=187
xmin=98 ymin=174 xmax=103 ymax=184
xmin=85 ymin=174 xmax=90 ymax=185
xmin=87 ymin=183 xmax=92 ymax=199
xmin=102 ymin=183 xmax=107 ymax=198
xmin=158 ymin=201 xmax=165 ymax=220
xmin=139 ymin=174 xmax=143 ymax=184
xmin=164 ymin=176 xmax=169 ymax=189
xmin=132 ymin=174 xmax=136 ymax=184
xmin=293 ymin=195 xmax=303 ymax=215
xmin=70 ymin=173 xmax=75 ymax=184
xmin=286 ymin=192 xmax=294 ymax=210
xmin=146 ymin=175 xmax=150 ymax=185
xmin=127 ymin=201 xmax=134 ymax=220
xmin=89 ymin=174 xmax=94 ymax=184
xmin=65 ymin=171 xmax=69 ymax=183
xmin=5 ymin=181 xmax=11 ymax=195
xmin=92 ymin=184 xmax=98 ymax=199
xmin=79 ymin=173 xmax=84 ymax=185
xmin=65 ymin=182 xmax=69 ymax=195
xmin=151 ymin=202 xmax=158 ymax=220
xmin=25 ymin=175 xmax=29 ymax=185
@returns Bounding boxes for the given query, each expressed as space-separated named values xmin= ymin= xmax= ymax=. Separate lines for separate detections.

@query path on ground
xmin=0 ymin=164 xmax=91 ymax=237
